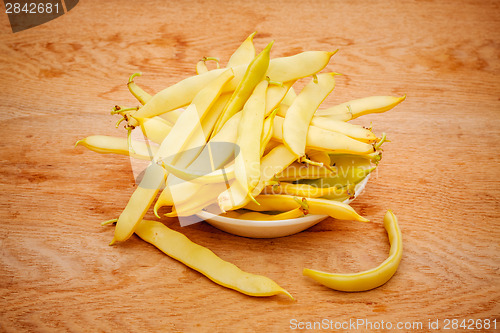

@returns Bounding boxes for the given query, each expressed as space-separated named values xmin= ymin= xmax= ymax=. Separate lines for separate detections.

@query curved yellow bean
xmin=244 ymin=195 xmax=369 ymax=222
xmin=280 ymin=86 xmax=296 ymax=106
xmin=153 ymin=91 xmax=230 ymax=195
xmin=303 ymin=210 xmax=402 ymax=291
xmin=135 ymin=220 xmax=293 ymax=299
xmin=166 ymin=182 xmax=230 ymax=217
xmin=260 ymin=109 xmax=277 ymax=157
xmin=75 ymin=135 xmax=157 ymax=160
xmin=155 ymin=69 xmax=234 ymax=163
xmin=283 ymin=73 xmax=337 ymax=159
xmin=162 ymin=162 xmax=235 ymax=184
xmin=273 ymin=116 xmax=375 ymax=155
xmin=129 ymin=68 xmax=230 ymax=127
xmin=264 ymin=81 xmax=295 ymax=117
xmin=159 ymin=102 xmax=275 ymax=187
xmin=195 ymin=92 xmax=232 ymax=143
xmin=275 ymin=162 xmax=337 ymax=182
xmin=237 ymin=207 xmax=304 ymax=220
xmin=264 ymin=182 xmax=347 ymax=198
xmin=305 ymin=150 xmax=332 ymax=168
xmin=298 ymin=166 xmax=374 ymax=189
xmin=314 ymin=95 xmax=406 ymax=120
xmin=113 ymin=70 xmax=235 ymax=243
xmin=266 ymin=50 xmax=337 ymax=82
xmin=310 ymin=116 xmax=377 ymax=143
xmin=217 ymin=144 xmax=296 ymax=212
xmin=112 ymin=162 xmax=166 ymax=244
xmin=234 ymin=79 xmax=268 ymax=193
xmin=157 ymin=109 xmax=182 ymax=125
xmin=281 ymin=103 xmax=376 ymax=142
xmin=138 ymin=116 xmax=173 ymax=144
xmin=196 ymin=57 xmax=220 ymax=75
xmin=262 ymin=140 xmax=281 ymax=156
xmin=153 ymin=112 xmax=242 ymax=214
xmin=227 ymin=32 xmax=256 ymax=67
xmin=212 ymin=41 xmax=273 ymax=136
xmin=196 ymin=60 xmax=208 ymax=75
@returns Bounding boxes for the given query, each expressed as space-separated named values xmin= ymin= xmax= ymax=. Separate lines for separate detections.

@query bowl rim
xmin=195 ymin=173 xmax=371 ymax=227
xmin=196 ymin=210 xmax=328 ymax=227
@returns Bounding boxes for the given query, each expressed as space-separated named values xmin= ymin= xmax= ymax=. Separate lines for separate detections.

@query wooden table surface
xmin=1 ymin=0 xmax=499 ymax=332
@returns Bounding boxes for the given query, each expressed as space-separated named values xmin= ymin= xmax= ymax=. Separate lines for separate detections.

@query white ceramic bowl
xmin=196 ymin=174 xmax=370 ymax=238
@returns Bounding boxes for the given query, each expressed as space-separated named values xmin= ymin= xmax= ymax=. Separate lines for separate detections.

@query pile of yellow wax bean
xmin=77 ymin=33 xmax=405 ymax=299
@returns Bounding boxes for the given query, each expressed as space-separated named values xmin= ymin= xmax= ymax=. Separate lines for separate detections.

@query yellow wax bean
xmin=227 ymin=32 xmax=256 ymax=67
xmin=162 ymin=162 xmax=235 ymax=184
xmin=283 ymin=73 xmax=337 ymax=159
xmin=329 ymin=152 xmax=382 ymax=166
xmin=196 ymin=60 xmax=208 ymax=74
xmin=218 ymin=144 xmax=296 ymax=212
xmin=75 ymin=135 xmax=157 ymax=161
xmin=130 ymin=51 xmax=334 ymax=126
xmin=273 ymin=116 xmax=375 ymax=155
xmin=157 ymin=92 xmax=239 ymax=187
xmin=262 ymin=139 xmax=281 ymax=156
xmin=212 ymin=41 xmax=273 ymax=136
xmin=245 ymin=50 xmax=336 ymax=87
xmin=329 ymin=154 xmax=375 ymax=171
xmin=264 ymin=81 xmax=295 ymax=117
xmin=127 ymin=73 xmax=152 ymax=105
xmin=129 ymin=68 xmax=231 ymax=126
xmin=299 ymin=166 xmax=375 ymax=189
xmin=155 ymin=93 xmax=241 ymax=196
xmin=234 ymin=79 xmax=268 ymax=194
xmin=163 ymin=91 xmax=232 ymax=171
xmin=237 ymin=208 xmax=304 ymax=220
xmin=112 ymin=162 xmax=166 ymax=244
xmin=280 ymin=104 xmax=377 ymax=143
xmin=264 ymin=182 xmax=347 ymax=198
xmin=138 ymin=116 xmax=173 ymax=144
xmin=158 ymin=90 xmax=234 ymax=209
xmin=244 ymin=195 xmax=369 ymax=222
xmin=114 ymin=70 xmax=234 ymax=243
xmin=314 ymin=95 xmax=406 ymax=119
xmin=280 ymin=86 xmax=296 ymax=106
xmin=303 ymin=210 xmax=402 ymax=291
xmin=260 ymin=110 xmax=277 ymax=157
xmin=266 ymin=50 xmax=337 ymax=82
xmin=155 ymin=69 xmax=234 ymax=163
xmin=310 ymin=116 xmax=377 ymax=143
xmin=166 ymin=182 xmax=230 ymax=217
xmin=153 ymin=112 xmax=242 ymax=214
xmin=135 ymin=220 xmax=292 ymax=299
xmin=318 ymin=186 xmax=353 ymax=202
xmin=275 ymin=162 xmax=337 ymax=182
xmin=305 ymin=150 xmax=332 ymax=168
xmin=154 ymin=185 xmax=173 ymax=215
xmin=196 ymin=57 xmax=220 ymax=75
xmin=276 ymin=104 xmax=288 ymax=117
xmin=219 ymin=210 xmax=243 ymax=219
xmin=199 ymin=92 xmax=232 ymax=142
xmin=161 ymin=91 xmax=231 ymax=187
xmin=157 ymin=108 xmax=182 ymax=125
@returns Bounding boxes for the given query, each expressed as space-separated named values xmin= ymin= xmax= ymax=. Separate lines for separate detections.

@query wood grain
xmin=0 ymin=0 xmax=499 ymax=332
